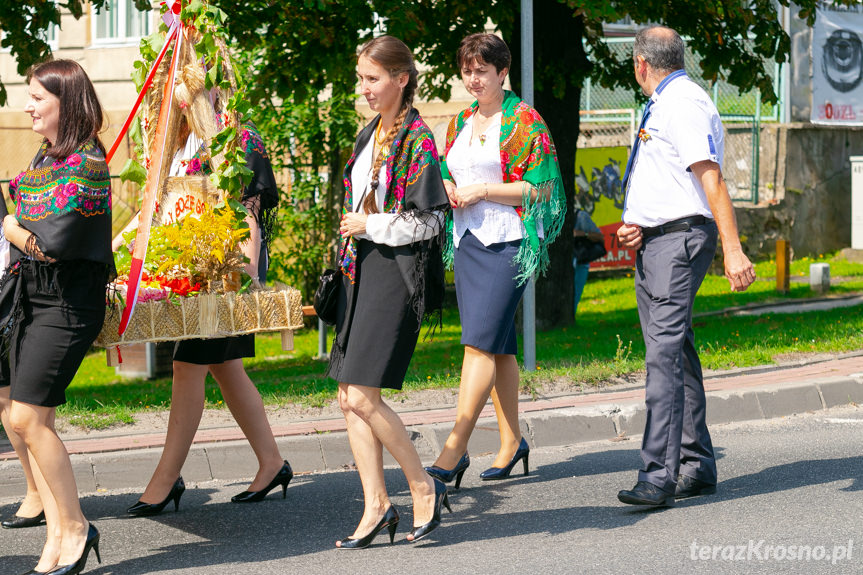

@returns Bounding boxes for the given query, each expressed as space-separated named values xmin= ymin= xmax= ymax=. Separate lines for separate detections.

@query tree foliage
xmin=0 ymin=0 xmax=151 ymax=105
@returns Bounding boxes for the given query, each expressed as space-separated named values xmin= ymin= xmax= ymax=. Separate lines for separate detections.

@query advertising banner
xmin=574 ymin=146 xmax=635 ymax=269
xmin=811 ymin=2 xmax=863 ymax=125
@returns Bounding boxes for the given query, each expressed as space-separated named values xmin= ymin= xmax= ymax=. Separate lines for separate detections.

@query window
xmin=92 ymin=0 xmax=151 ymax=46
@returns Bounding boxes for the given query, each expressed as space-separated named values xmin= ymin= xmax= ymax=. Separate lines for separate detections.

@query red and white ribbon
xmin=118 ymin=19 xmax=184 ymax=336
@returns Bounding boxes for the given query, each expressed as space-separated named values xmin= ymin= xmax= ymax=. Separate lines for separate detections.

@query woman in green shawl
xmin=426 ymin=33 xmax=565 ymax=486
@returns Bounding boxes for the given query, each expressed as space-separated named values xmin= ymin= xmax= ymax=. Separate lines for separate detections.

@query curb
xmin=2 ymin=364 xmax=862 ymax=501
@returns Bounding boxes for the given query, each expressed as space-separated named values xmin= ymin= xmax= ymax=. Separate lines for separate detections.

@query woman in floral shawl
xmin=328 ymin=36 xmax=450 ymax=548
xmin=0 ymin=60 xmax=113 ymax=575
xmin=426 ymin=34 xmax=565 ymax=488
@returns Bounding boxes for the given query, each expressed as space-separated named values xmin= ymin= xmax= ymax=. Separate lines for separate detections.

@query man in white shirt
xmin=616 ymin=26 xmax=755 ymax=507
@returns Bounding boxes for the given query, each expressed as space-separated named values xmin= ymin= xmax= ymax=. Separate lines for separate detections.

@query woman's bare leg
xmin=209 ymin=360 xmax=283 ymax=491
xmin=339 ymin=383 xmax=436 ymax=533
xmin=0 ymin=387 xmax=42 ymax=518
xmin=9 ymin=402 xmax=88 ymax=568
xmin=488 ymin=354 xmax=523 ymax=467
xmin=336 ymin=383 xmax=390 ymax=543
xmin=432 ymin=345 xmax=496 ymax=470
xmin=138 ymin=361 xmax=207 ymax=503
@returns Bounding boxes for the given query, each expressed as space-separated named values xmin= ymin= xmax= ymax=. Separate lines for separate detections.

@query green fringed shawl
xmin=440 ymin=90 xmax=565 ymax=284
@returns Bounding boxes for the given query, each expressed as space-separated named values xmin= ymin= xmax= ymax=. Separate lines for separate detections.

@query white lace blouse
xmin=350 ymin=137 xmax=442 ymax=246
xmin=446 ymin=115 xmax=525 ymax=248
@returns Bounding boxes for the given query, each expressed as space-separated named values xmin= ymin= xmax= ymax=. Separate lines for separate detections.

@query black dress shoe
xmin=617 ymin=481 xmax=675 ymax=506
xmin=2 ymin=511 xmax=45 ymax=529
xmin=231 ymin=460 xmax=293 ymax=503
xmin=127 ymin=477 xmax=185 ymax=517
xmin=46 ymin=522 xmax=100 ymax=575
xmin=675 ymin=475 xmax=717 ymax=499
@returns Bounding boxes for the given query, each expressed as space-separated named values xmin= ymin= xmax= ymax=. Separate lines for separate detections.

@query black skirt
xmin=5 ymin=260 xmax=107 ymax=407
xmin=326 ymin=240 xmax=420 ymax=390
xmin=173 ymin=335 xmax=255 ymax=365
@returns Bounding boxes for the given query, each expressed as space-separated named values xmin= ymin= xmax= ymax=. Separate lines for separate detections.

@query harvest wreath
xmin=100 ymin=1 xmax=302 ymax=353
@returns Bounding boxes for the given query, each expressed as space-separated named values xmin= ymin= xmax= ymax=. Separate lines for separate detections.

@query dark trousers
xmin=634 ymin=222 xmax=718 ymax=493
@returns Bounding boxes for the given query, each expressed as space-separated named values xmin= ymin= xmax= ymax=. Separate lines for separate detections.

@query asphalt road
xmin=2 ymin=405 xmax=862 ymax=575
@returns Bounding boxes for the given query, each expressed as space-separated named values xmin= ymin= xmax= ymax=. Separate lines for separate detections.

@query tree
xmin=212 ymin=0 xmax=375 ymax=299
xmin=0 ymin=1 xmax=150 ymax=106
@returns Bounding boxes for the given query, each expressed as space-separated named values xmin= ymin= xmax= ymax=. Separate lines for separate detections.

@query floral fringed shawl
xmin=1 ymin=139 xmax=114 ymax=359
xmin=440 ymin=90 xmax=565 ymax=284
xmin=9 ymin=139 xmax=114 ymax=270
xmin=338 ymin=107 xmax=449 ymax=332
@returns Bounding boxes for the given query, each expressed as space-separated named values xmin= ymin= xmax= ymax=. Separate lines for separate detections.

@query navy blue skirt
xmin=453 ymin=231 xmax=526 ymax=355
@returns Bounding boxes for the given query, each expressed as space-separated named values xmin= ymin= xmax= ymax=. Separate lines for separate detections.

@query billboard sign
xmin=574 ymin=146 xmax=636 ymax=268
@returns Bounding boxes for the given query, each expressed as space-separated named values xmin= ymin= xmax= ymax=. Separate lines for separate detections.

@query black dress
xmin=1 ymin=140 xmax=114 ymax=407
xmin=173 ymin=125 xmax=278 ymax=365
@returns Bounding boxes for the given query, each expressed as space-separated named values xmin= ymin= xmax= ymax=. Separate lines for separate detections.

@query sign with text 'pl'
xmin=574 ymin=146 xmax=635 ymax=269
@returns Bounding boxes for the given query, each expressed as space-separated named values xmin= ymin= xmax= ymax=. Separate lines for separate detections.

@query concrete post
xmin=810 ymin=263 xmax=830 ymax=293
xmin=851 ymin=156 xmax=863 ymax=249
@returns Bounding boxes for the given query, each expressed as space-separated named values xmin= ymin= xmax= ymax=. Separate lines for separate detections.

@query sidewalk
xmin=2 ymin=351 xmax=862 ymax=500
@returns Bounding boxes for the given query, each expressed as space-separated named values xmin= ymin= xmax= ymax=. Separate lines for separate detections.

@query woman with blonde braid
xmin=328 ymin=35 xmax=450 ymax=548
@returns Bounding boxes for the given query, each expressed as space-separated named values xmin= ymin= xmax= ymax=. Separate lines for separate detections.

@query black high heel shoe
xmin=46 ymin=522 xmax=101 ymax=575
xmin=425 ymin=453 xmax=470 ymax=489
xmin=479 ymin=437 xmax=530 ymax=480
xmin=336 ymin=506 xmax=400 ymax=549
xmin=126 ymin=477 xmax=185 ymax=517
xmin=2 ymin=510 xmax=45 ymax=529
xmin=231 ymin=460 xmax=293 ymax=503
xmin=408 ymin=478 xmax=451 ymax=543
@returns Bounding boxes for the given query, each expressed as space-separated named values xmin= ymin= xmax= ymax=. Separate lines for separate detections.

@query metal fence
xmin=578 ymin=36 xmax=781 ymax=203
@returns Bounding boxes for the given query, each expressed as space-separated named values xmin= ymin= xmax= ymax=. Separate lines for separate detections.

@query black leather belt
xmin=642 ymin=215 xmax=712 ymax=239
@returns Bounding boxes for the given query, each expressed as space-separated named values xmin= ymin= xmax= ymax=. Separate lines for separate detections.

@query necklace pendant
xmin=479 ymin=134 xmax=486 ymax=145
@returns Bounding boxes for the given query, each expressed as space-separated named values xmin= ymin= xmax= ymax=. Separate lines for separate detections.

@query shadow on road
xmin=2 ymin=451 xmax=860 ymax=573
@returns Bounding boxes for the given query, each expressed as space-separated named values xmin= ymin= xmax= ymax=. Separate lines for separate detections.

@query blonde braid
xmin=364 ymin=104 xmax=410 ymax=214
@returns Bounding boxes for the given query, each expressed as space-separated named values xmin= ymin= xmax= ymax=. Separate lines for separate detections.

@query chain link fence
xmin=579 ymin=37 xmax=781 ymax=203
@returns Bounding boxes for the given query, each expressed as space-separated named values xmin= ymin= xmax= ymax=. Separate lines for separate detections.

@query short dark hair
xmin=457 ymin=33 xmax=511 ymax=74
xmin=633 ymin=26 xmax=685 ymax=73
xmin=27 ymin=59 xmax=105 ymax=159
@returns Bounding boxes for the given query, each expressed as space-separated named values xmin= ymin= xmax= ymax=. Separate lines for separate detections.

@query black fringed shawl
xmin=0 ymin=139 xmax=114 ymax=358
xmin=331 ymin=108 xmax=449 ymax=367
xmin=9 ymin=139 xmax=114 ymax=270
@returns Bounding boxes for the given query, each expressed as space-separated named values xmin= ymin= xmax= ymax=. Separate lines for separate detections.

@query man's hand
xmin=724 ymin=247 xmax=756 ymax=292
xmin=617 ymin=223 xmax=643 ymax=250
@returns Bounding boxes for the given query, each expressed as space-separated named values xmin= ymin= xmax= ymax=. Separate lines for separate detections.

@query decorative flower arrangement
xmin=114 ymin=198 xmax=250 ymax=300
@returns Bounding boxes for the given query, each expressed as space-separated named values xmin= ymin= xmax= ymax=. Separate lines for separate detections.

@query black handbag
xmin=573 ymin=236 xmax=607 ymax=264
xmin=313 ymin=268 xmax=340 ymax=326
xmin=0 ymin=260 xmax=24 ymax=360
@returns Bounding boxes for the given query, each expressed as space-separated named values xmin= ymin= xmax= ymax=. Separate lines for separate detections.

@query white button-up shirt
xmin=622 ymin=71 xmax=723 ymax=228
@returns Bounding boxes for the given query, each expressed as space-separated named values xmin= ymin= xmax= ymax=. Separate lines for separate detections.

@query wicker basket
xmin=96 ymin=285 xmax=304 ymax=348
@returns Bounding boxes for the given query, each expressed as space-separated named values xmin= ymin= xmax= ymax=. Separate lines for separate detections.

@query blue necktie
xmin=621 ymin=100 xmax=654 ymax=211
